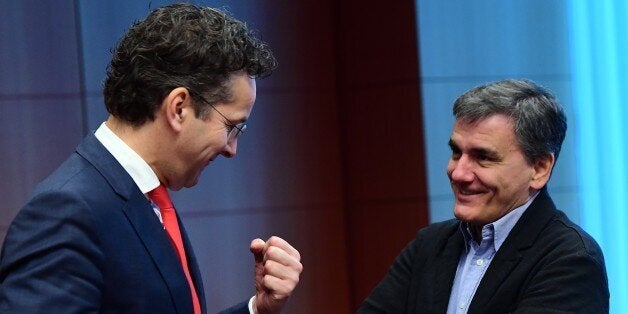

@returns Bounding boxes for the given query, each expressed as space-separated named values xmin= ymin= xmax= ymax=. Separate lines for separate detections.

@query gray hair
xmin=453 ymin=79 xmax=567 ymax=164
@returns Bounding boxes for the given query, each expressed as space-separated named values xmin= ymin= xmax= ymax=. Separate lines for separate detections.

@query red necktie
xmin=148 ymin=184 xmax=201 ymax=314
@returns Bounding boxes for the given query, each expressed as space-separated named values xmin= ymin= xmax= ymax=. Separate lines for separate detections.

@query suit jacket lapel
xmin=76 ymin=133 xmax=137 ymax=200
xmin=76 ymin=133 xmax=194 ymax=314
xmin=431 ymin=226 xmax=465 ymax=312
xmin=124 ymin=194 xmax=194 ymax=314
xmin=469 ymin=189 xmax=557 ymax=311
xmin=178 ymin=213 xmax=206 ymax=313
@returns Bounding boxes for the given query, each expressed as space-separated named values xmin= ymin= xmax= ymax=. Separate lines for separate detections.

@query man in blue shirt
xmin=359 ymin=79 xmax=609 ymax=313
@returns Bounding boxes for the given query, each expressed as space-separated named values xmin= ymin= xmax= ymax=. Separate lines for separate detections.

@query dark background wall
xmin=0 ymin=0 xmax=428 ymax=312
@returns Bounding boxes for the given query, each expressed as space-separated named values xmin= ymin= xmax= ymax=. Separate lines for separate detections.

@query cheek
xmin=211 ymin=133 xmax=228 ymax=149
xmin=481 ymin=171 xmax=524 ymax=202
xmin=471 ymin=168 xmax=499 ymax=191
xmin=203 ymin=132 xmax=228 ymax=153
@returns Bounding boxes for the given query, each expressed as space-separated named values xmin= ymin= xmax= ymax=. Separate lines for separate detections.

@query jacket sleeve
xmin=218 ymin=300 xmax=250 ymax=314
xmin=0 ymin=191 xmax=105 ymax=313
xmin=358 ymin=233 xmax=423 ymax=313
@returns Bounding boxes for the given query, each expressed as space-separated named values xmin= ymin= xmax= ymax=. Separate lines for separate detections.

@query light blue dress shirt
xmin=446 ymin=192 xmax=539 ymax=313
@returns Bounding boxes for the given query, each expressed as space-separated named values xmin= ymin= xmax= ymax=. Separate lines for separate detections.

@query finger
xmin=250 ymin=238 xmax=266 ymax=263
xmin=264 ymin=245 xmax=301 ymax=268
xmin=266 ymin=236 xmax=301 ymax=260
xmin=263 ymin=259 xmax=302 ymax=282
xmin=262 ymin=273 xmax=299 ymax=297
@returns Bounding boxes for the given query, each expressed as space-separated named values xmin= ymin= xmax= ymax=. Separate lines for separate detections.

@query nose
xmin=222 ymin=139 xmax=238 ymax=158
xmin=447 ymin=155 xmax=474 ymax=183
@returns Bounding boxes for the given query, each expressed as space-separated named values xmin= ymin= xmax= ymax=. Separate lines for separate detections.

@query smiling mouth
xmin=456 ymin=187 xmax=485 ymax=196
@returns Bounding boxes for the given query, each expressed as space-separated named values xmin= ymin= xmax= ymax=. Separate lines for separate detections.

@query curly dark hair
xmin=103 ymin=3 xmax=277 ymax=125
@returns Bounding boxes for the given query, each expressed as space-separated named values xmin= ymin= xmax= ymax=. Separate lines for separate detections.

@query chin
xmin=453 ymin=205 xmax=480 ymax=223
xmin=183 ymin=180 xmax=198 ymax=189
xmin=184 ymin=174 xmax=201 ymax=188
xmin=169 ymin=184 xmax=184 ymax=191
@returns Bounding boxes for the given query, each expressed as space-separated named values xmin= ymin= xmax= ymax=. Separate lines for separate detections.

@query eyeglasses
xmin=189 ymin=90 xmax=247 ymax=142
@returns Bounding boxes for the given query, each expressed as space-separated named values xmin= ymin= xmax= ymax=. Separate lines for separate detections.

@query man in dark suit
xmin=359 ymin=79 xmax=609 ymax=313
xmin=0 ymin=4 xmax=302 ymax=314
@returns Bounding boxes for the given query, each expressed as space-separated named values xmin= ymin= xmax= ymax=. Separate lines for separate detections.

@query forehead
xmin=227 ymin=73 xmax=256 ymax=103
xmin=216 ymin=73 xmax=257 ymax=118
xmin=451 ymin=114 xmax=518 ymax=150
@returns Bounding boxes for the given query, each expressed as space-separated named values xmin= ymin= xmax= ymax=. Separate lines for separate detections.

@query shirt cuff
xmin=248 ymin=295 xmax=256 ymax=314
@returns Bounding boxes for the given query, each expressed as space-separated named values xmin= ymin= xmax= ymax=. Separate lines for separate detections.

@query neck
xmin=105 ymin=115 xmax=169 ymax=184
xmin=468 ymin=223 xmax=483 ymax=244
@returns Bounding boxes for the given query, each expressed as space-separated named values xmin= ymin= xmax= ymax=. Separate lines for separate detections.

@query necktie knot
xmin=148 ymin=184 xmax=173 ymax=210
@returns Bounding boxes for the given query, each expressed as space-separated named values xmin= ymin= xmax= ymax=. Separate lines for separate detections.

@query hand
xmin=250 ymin=236 xmax=303 ymax=314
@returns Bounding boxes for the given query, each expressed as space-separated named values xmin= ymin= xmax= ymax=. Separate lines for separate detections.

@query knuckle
xmin=262 ymin=274 xmax=275 ymax=286
xmin=265 ymin=246 xmax=279 ymax=258
xmin=264 ymin=259 xmax=278 ymax=272
xmin=295 ymin=262 xmax=303 ymax=273
xmin=268 ymin=235 xmax=280 ymax=244
xmin=288 ymin=273 xmax=300 ymax=285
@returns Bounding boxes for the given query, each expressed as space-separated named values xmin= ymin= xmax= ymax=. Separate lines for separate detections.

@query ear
xmin=162 ymin=87 xmax=192 ymax=133
xmin=530 ymin=153 xmax=555 ymax=190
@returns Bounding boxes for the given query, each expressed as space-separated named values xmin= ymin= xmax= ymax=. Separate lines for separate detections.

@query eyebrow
xmin=448 ymin=139 xmax=458 ymax=150
xmin=471 ymin=147 xmax=500 ymax=160
xmin=234 ymin=117 xmax=248 ymax=125
xmin=448 ymin=139 xmax=501 ymax=159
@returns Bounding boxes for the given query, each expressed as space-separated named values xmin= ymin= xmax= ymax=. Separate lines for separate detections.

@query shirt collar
xmin=459 ymin=190 xmax=540 ymax=251
xmin=492 ymin=191 xmax=539 ymax=250
xmin=94 ymin=122 xmax=160 ymax=194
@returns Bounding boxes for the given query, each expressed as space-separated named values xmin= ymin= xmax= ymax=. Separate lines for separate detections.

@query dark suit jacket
xmin=359 ymin=189 xmax=609 ymax=313
xmin=0 ymin=134 xmax=248 ymax=313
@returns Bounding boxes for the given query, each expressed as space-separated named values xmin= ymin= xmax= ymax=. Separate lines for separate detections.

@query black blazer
xmin=359 ymin=189 xmax=609 ymax=313
xmin=0 ymin=133 xmax=248 ymax=313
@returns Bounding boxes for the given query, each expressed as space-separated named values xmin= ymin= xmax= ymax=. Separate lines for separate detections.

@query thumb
xmin=250 ymin=238 xmax=266 ymax=264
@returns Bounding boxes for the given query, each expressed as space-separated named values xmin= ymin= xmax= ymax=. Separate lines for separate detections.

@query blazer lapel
xmin=76 ymin=133 xmax=137 ymax=200
xmin=122 ymin=194 xmax=194 ymax=314
xmin=469 ymin=189 xmax=557 ymax=311
xmin=470 ymin=244 xmax=522 ymax=311
xmin=431 ymin=227 xmax=465 ymax=312
xmin=178 ymin=213 xmax=206 ymax=313
xmin=76 ymin=133 xmax=194 ymax=314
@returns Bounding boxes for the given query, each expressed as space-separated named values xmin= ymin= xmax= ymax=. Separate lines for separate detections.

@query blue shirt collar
xmin=459 ymin=191 xmax=540 ymax=251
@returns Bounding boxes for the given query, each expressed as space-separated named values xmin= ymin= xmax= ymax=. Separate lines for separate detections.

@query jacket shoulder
xmin=542 ymin=210 xmax=605 ymax=265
